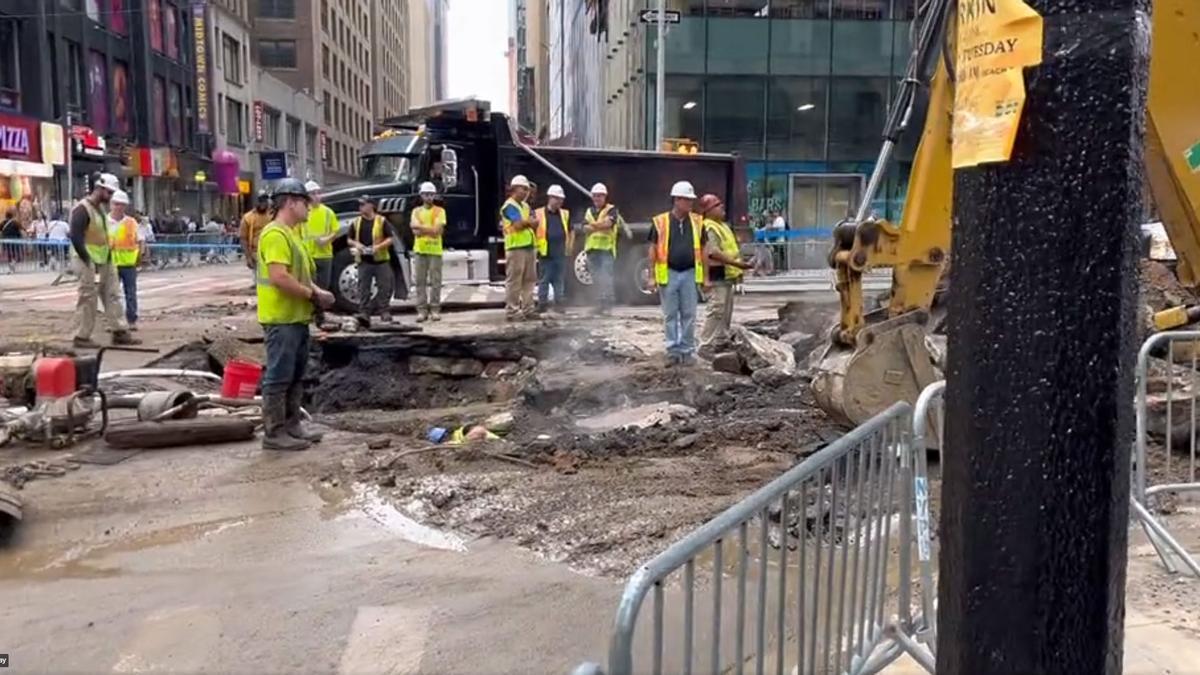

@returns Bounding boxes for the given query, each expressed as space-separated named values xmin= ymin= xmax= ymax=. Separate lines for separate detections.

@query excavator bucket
xmin=811 ymin=314 xmax=942 ymax=429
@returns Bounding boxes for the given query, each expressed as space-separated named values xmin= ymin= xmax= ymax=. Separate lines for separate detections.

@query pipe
xmin=98 ymin=369 xmax=222 ymax=383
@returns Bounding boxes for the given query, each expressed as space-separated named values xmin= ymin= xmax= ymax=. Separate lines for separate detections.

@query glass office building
xmin=647 ymin=0 xmax=921 ymax=231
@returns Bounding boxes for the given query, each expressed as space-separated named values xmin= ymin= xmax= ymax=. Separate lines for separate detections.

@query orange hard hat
xmin=696 ymin=193 xmax=723 ymax=215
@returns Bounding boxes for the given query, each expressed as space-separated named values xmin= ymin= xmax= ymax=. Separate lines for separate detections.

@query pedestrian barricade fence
xmin=0 ymin=234 xmax=246 ymax=277
xmin=1133 ymin=331 xmax=1200 ymax=577
xmin=575 ymin=401 xmax=937 ymax=675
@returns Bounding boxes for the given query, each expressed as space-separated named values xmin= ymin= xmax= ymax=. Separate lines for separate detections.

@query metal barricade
xmin=0 ymin=239 xmax=74 ymax=274
xmin=583 ymin=402 xmax=931 ymax=675
xmin=1133 ymin=332 xmax=1200 ymax=576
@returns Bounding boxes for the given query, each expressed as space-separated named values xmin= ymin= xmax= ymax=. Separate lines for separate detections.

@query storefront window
xmin=705 ymin=76 xmax=765 ymax=158
xmin=87 ymin=51 xmax=108 ymax=132
xmin=827 ymin=77 xmax=888 ymax=160
xmin=831 ymin=20 xmax=895 ymax=76
xmin=769 ymin=18 xmax=831 ymax=75
xmin=766 ymin=77 xmax=827 ymax=160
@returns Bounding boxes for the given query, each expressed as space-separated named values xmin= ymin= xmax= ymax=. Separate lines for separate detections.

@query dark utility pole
xmin=938 ymin=1 xmax=1148 ymax=673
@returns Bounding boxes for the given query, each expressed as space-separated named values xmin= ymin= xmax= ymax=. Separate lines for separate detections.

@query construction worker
xmin=108 ymin=190 xmax=146 ymax=330
xmin=501 ymin=175 xmax=537 ymax=320
xmin=697 ymin=193 xmax=753 ymax=356
xmin=303 ymin=181 xmax=338 ymax=295
xmin=411 ymin=182 xmax=447 ymax=322
xmin=648 ymin=180 xmax=706 ymax=365
xmin=348 ymin=195 xmax=397 ymax=325
xmin=69 ymin=172 xmax=140 ymax=348
xmin=535 ymin=184 xmax=572 ymax=312
xmin=239 ymin=190 xmax=272 ymax=287
xmin=583 ymin=182 xmax=622 ymax=314
xmin=256 ymin=177 xmax=334 ymax=451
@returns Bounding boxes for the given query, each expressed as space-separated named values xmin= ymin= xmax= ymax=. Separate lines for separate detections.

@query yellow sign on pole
xmin=951 ymin=0 xmax=1045 ymax=169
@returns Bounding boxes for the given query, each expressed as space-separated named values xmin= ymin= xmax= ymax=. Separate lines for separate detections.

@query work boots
xmin=430 ymin=307 xmax=442 ymax=322
xmin=284 ymin=385 xmax=324 ymax=443
xmin=112 ymin=331 xmax=143 ymax=346
xmin=416 ymin=308 xmax=429 ymax=323
xmin=262 ymin=390 xmax=310 ymax=451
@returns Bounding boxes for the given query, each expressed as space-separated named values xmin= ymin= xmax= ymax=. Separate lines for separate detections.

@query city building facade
xmin=372 ymin=0 xmax=410 ymax=120
xmin=407 ymin=0 xmax=450 ymax=109
xmin=543 ymin=0 xmax=920 ymax=232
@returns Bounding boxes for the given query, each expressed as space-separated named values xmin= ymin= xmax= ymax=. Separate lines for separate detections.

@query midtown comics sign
xmin=0 ymin=113 xmax=40 ymax=162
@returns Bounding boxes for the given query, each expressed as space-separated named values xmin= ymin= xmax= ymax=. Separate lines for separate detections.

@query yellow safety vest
xmin=256 ymin=221 xmax=315 ymax=325
xmin=76 ymin=199 xmax=110 ymax=264
xmin=534 ymin=207 xmax=570 ymax=257
xmin=412 ymin=205 xmax=447 ymax=256
xmin=109 ymin=215 xmax=140 ymax=267
xmin=703 ymin=218 xmax=743 ymax=282
xmin=584 ymin=205 xmax=618 ymax=254
xmin=500 ymin=198 xmax=534 ymax=250
xmin=651 ymin=212 xmax=705 ymax=286
xmin=352 ymin=215 xmax=391 ymax=262
xmin=304 ymin=203 xmax=337 ymax=260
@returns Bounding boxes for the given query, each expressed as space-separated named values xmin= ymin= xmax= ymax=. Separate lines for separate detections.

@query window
xmin=264 ymin=109 xmax=281 ymax=147
xmin=0 ymin=19 xmax=19 ymax=111
xmin=217 ymin=93 xmax=225 ymax=134
xmin=650 ymin=75 xmax=703 ymax=149
xmin=322 ymin=44 xmax=330 ymax=78
xmin=168 ymin=83 xmax=182 ymax=144
xmin=827 ymin=78 xmax=888 ymax=160
xmin=323 ymin=91 xmax=331 ymax=124
xmin=108 ymin=0 xmax=128 ymax=35
xmin=149 ymin=0 xmax=163 ymax=52
xmin=164 ymin=2 xmax=179 ymax=60
xmin=152 ymin=76 xmax=167 ymax=143
xmin=257 ymin=0 xmax=295 ymax=19
xmin=831 ymin=0 xmax=889 ymax=20
xmin=222 ymin=33 xmax=242 ymax=84
xmin=647 ymin=15 xmax=704 ymax=75
xmin=258 ymin=39 xmax=297 ymax=68
xmin=706 ymin=15 xmax=768 ymax=74
xmin=704 ymin=0 xmax=768 ymax=18
xmin=769 ymin=15 xmax=832 ymax=75
xmin=306 ymin=125 xmax=318 ymax=161
xmin=766 ymin=77 xmax=827 ymax=160
xmin=832 ymin=20 xmax=894 ymax=76
xmin=283 ymin=117 xmax=297 ymax=152
xmin=226 ymin=97 xmax=246 ymax=145
xmin=770 ymin=0 xmax=831 ymax=18
xmin=705 ymin=77 xmax=765 ymax=158
xmin=321 ymin=0 xmax=329 ymax=29
xmin=112 ymin=60 xmax=131 ymax=135
xmin=66 ymin=41 xmax=84 ymax=114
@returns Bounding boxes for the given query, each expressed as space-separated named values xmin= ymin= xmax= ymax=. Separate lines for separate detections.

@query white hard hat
xmin=510 ymin=175 xmax=530 ymax=188
xmin=111 ymin=190 xmax=130 ymax=205
xmin=547 ymin=184 xmax=566 ymax=199
xmin=304 ymin=180 xmax=321 ymax=192
xmin=670 ymin=180 xmax=697 ymax=199
xmin=590 ymin=182 xmax=608 ymax=196
xmin=419 ymin=181 xmax=438 ymax=195
xmin=96 ymin=172 xmax=120 ymax=192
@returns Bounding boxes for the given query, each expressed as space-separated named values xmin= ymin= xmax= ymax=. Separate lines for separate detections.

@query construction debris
xmin=104 ymin=417 xmax=256 ymax=449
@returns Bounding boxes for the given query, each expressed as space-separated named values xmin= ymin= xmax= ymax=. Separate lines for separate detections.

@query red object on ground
xmin=221 ymin=360 xmax=263 ymax=399
xmin=35 ymin=357 xmax=77 ymax=400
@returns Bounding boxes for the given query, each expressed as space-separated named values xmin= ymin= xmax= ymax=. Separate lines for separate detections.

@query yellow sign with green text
xmin=952 ymin=0 xmax=1044 ymax=168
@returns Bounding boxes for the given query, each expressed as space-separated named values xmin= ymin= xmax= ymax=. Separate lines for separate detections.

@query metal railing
xmin=0 ymin=235 xmax=245 ymax=275
xmin=1133 ymin=332 xmax=1200 ymax=576
xmin=579 ymin=402 xmax=932 ymax=675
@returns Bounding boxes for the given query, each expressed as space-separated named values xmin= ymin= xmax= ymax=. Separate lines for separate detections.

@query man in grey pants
xmin=348 ymin=196 xmax=397 ymax=325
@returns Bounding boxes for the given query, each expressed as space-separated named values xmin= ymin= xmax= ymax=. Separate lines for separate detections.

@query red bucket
xmin=221 ymin=359 xmax=263 ymax=399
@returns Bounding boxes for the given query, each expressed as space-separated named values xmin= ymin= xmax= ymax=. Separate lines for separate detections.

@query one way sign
xmin=639 ymin=8 xmax=681 ymax=24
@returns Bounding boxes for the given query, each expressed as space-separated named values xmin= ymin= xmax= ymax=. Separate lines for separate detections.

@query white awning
xmin=0 ymin=159 xmax=54 ymax=178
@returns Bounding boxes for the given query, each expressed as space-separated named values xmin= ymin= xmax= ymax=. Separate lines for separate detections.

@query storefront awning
xmin=0 ymin=159 xmax=54 ymax=178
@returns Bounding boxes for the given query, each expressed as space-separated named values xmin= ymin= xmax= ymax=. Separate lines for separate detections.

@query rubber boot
xmin=430 ymin=307 xmax=442 ymax=322
xmin=284 ymin=385 xmax=324 ymax=442
xmin=416 ymin=308 xmax=429 ymax=323
xmin=262 ymin=390 xmax=310 ymax=451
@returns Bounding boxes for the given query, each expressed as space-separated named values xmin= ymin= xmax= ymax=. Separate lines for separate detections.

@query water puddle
xmin=318 ymin=483 xmax=467 ymax=552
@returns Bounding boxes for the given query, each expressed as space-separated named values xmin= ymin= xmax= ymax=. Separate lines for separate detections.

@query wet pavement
xmin=0 ymin=436 xmax=617 ymax=674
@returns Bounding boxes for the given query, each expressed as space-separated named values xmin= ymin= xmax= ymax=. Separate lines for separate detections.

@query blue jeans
xmin=587 ymin=250 xmax=615 ymax=308
xmin=537 ymin=254 xmax=566 ymax=306
xmin=660 ymin=267 xmax=699 ymax=357
xmin=117 ymin=265 xmax=138 ymax=325
xmin=262 ymin=323 xmax=311 ymax=393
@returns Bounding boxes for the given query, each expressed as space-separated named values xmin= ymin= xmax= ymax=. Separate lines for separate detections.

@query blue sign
xmin=260 ymin=151 xmax=288 ymax=180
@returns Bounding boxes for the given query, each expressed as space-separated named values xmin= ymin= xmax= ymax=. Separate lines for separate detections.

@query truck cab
xmin=319 ymin=98 xmax=746 ymax=312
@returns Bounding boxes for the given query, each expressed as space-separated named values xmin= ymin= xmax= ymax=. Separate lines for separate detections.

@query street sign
xmin=260 ymin=152 xmax=288 ymax=180
xmin=639 ymin=9 xmax=680 ymax=24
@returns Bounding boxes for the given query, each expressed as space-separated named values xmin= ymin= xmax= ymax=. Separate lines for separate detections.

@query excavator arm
xmin=813 ymin=0 xmax=1200 ymax=427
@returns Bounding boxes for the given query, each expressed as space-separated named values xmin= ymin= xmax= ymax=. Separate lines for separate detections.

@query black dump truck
xmin=319 ymin=98 xmax=746 ymax=312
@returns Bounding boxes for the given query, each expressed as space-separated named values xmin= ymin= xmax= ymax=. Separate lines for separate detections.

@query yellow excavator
xmin=811 ymin=0 xmax=1200 ymax=427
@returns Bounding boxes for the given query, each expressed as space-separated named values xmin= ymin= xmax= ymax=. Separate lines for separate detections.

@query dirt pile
xmin=322 ymin=321 xmax=843 ymax=575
